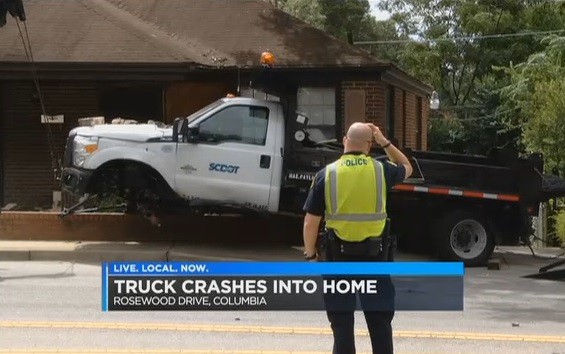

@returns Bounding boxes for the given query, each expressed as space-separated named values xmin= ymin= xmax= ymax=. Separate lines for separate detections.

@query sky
xmin=369 ymin=0 xmax=391 ymax=20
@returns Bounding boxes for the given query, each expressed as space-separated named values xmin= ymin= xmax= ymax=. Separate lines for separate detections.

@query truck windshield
xmin=186 ymin=100 xmax=224 ymax=123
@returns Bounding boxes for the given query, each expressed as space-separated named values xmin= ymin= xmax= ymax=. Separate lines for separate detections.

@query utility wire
xmin=430 ymin=108 xmax=515 ymax=123
xmin=355 ymin=29 xmax=565 ymax=45
xmin=16 ymin=18 xmax=62 ymax=182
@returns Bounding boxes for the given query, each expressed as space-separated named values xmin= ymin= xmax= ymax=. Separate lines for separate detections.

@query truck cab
xmin=61 ymin=97 xmax=297 ymax=215
xmin=170 ymin=97 xmax=286 ymax=212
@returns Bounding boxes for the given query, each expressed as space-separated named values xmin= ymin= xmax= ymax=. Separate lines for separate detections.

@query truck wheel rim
xmin=450 ymin=219 xmax=487 ymax=260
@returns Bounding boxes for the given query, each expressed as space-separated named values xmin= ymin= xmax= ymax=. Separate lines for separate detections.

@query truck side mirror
xmin=172 ymin=117 xmax=182 ymax=142
xmin=185 ymin=126 xmax=199 ymax=143
xmin=172 ymin=118 xmax=191 ymax=142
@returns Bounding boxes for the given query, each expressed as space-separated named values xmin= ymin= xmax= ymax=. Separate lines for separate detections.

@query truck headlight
xmin=73 ymin=136 xmax=99 ymax=167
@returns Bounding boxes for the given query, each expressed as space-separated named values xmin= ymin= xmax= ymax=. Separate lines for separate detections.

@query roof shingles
xmin=108 ymin=0 xmax=387 ymax=67
xmin=0 ymin=0 xmax=190 ymax=63
xmin=0 ymin=0 xmax=386 ymax=67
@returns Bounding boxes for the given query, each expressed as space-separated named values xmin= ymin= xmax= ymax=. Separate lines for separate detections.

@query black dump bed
xmin=542 ymin=175 xmax=565 ymax=200
xmin=409 ymin=148 xmax=565 ymax=204
xmin=288 ymin=143 xmax=565 ymax=205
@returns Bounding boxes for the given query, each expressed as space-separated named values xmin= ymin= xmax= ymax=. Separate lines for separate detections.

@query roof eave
xmin=214 ymin=63 xmax=391 ymax=71
xmin=382 ymin=64 xmax=434 ymax=95
xmin=0 ymin=61 xmax=205 ymax=71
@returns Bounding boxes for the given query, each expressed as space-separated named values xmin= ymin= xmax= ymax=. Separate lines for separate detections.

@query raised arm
xmin=367 ymin=123 xmax=413 ymax=179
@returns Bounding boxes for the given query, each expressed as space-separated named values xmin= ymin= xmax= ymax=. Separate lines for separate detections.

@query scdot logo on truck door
xmin=209 ymin=163 xmax=240 ymax=174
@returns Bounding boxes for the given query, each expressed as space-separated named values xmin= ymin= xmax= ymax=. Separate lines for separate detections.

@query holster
xmin=320 ymin=219 xmax=394 ymax=261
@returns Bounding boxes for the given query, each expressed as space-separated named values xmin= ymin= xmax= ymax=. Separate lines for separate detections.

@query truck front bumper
xmin=61 ymin=167 xmax=94 ymax=196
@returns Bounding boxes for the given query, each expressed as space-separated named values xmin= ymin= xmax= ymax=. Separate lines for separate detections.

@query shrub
xmin=553 ymin=208 xmax=565 ymax=248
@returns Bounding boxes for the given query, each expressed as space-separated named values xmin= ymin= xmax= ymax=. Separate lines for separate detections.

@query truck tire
xmin=433 ymin=210 xmax=495 ymax=266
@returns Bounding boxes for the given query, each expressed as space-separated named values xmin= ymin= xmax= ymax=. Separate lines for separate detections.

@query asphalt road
xmin=0 ymin=251 xmax=564 ymax=354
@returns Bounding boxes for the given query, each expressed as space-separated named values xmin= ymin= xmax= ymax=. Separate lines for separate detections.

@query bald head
xmin=344 ymin=123 xmax=373 ymax=153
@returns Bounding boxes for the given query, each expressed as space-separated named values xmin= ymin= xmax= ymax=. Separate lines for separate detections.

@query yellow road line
xmin=0 ymin=321 xmax=563 ymax=344
xmin=0 ymin=351 xmax=435 ymax=354
xmin=0 ymin=351 xmax=339 ymax=354
xmin=0 ymin=351 xmax=335 ymax=354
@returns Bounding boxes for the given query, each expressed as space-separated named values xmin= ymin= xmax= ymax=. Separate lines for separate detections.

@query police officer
xmin=302 ymin=122 xmax=413 ymax=354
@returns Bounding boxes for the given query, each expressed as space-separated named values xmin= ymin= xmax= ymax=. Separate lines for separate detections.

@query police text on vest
xmin=342 ymin=158 xmax=368 ymax=166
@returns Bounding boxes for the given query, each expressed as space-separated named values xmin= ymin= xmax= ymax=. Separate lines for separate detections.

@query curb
xmin=2 ymin=241 xmax=561 ymax=265
xmin=0 ymin=241 xmax=303 ymax=263
xmin=0 ymin=241 xmax=172 ymax=263
xmin=0 ymin=250 xmax=31 ymax=261
xmin=0 ymin=249 xmax=169 ymax=263
xmin=166 ymin=251 xmax=253 ymax=262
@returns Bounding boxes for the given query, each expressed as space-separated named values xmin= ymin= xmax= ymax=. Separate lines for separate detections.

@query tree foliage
xmin=379 ymin=0 xmax=565 ymax=109
xmin=270 ymin=0 xmax=326 ymax=30
xmin=377 ymin=1 xmax=565 ymax=154
xmin=272 ymin=0 xmax=565 ymax=162
xmin=271 ymin=0 xmax=395 ymax=43
xmin=318 ymin=0 xmax=372 ymax=41
xmin=499 ymin=35 xmax=565 ymax=176
xmin=271 ymin=0 xmax=407 ymax=60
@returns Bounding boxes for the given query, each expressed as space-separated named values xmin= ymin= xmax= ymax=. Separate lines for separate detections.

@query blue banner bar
xmin=105 ymin=261 xmax=464 ymax=276
xmin=101 ymin=263 xmax=108 ymax=311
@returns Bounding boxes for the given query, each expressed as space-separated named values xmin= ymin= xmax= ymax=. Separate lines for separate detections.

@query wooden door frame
xmin=386 ymin=85 xmax=395 ymax=141
xmin=402 ymin=90 xmax=407 ymax=148
xmin=417 ymin=96 xmax=423 ymax=150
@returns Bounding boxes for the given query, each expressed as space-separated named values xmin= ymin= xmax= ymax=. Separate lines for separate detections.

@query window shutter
xmin=344 ymin=89 xmax=365 ymax=131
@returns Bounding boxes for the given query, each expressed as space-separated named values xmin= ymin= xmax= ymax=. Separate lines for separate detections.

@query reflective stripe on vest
xmin=324 ymin=155 xmax=387 ymax=241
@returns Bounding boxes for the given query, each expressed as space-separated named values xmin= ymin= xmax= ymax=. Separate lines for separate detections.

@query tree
xmin=269 ymin=0 xmax=325 ymax=30
xmin=317 ymin=0 xmax=372 ymax=42
xmin=357 ymin=17 xmax=410 ymax=62
xmin=380 ymin=0 xmax=565 ymax=107
xmin=376 ymin=0 xmax=565 ymax=154
xmin=499 ymin=35 xmax=565 ymax=176
xmin=271 ymin=0 xmax=387 ymax=45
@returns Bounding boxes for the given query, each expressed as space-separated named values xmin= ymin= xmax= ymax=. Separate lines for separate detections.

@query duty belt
xmin=325 ymin=229 xmax=383 ymax=258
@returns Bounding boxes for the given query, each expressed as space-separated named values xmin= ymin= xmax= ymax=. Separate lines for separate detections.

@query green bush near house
xmin=553 ymin=209 xmax=565 ymax=248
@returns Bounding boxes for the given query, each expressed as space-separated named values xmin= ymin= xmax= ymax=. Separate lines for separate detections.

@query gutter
xmin=0 ymin=61 xmax=212 ymax=81
xmin=381 ymin=64 xmax=434 ymax=96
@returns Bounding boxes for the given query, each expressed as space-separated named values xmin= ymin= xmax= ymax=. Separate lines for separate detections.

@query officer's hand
xmin=367 ymin=124 xmax=389 ymax=146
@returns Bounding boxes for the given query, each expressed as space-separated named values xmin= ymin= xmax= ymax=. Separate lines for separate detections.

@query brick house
xmin=0 ymin=0 xmax=432 ymax=210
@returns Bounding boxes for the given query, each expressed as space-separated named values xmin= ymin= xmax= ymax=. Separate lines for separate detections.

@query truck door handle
xmin=260 ymin=155 xmax=271 ymax=169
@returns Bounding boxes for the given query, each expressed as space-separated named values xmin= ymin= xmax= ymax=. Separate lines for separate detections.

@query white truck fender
xmin=83 ymin=145 xmax=177 ymax=190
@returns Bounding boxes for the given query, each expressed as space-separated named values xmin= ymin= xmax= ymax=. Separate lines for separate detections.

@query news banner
xmin=102 ymin=262 xmax=464 ymax=311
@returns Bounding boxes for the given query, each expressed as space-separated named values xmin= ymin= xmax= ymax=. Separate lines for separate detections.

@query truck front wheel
xmin=434 ymin=210 xmax=495 ymax=266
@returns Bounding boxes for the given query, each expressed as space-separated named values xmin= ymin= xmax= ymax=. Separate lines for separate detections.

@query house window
xmin=297 ymin=87 xmax=336 ymax=141
xmin=199 ymin=105 xmax=269 ymax=145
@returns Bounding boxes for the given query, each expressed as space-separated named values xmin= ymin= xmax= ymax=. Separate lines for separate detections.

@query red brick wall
xmin=341 ymin=81 xmax=387 ymax=135
xmin=394 ymin=87 xmax=404 ymax=146
xmin=404 ymin=92 xmax=417 ymax=149
xmin=421 ymin=97 xmax=429 ymax=150
xmin=2 ymin=82 xmax=101 ymax=209
xmin=340 ymin=81 xmax=428 ymax=151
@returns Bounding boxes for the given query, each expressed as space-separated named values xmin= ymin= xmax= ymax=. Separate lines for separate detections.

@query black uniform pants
xmin=321 ymin=231 xmax=396 ymax=354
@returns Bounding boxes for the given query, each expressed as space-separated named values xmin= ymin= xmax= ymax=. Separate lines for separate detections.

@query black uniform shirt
xmin=303 ymin=152 xmax=407 ymax=216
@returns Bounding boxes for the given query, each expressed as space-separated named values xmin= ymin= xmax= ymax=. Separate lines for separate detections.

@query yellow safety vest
xmin=324 ymin=154 xmax=387 ymax=241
